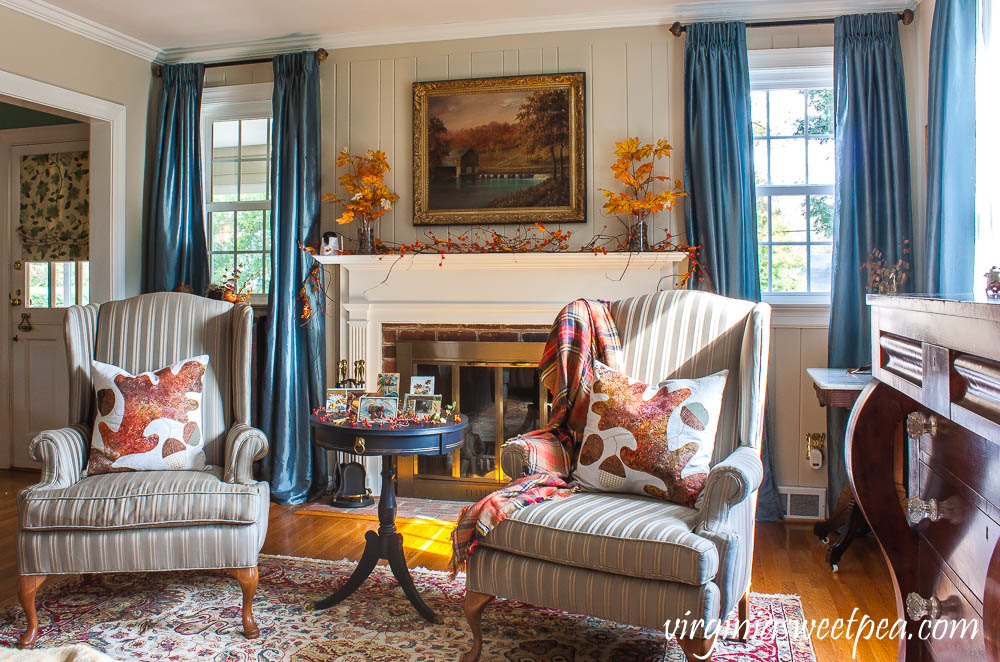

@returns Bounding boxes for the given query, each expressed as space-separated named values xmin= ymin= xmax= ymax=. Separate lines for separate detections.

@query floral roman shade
xmin=17 ymin=151 xmax=90 ymax=261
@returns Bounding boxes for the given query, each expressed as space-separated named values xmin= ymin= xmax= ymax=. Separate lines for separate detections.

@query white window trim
xmin=201 ymin=83 xmax=273 ymax=305
xmin=749 ymin=47 xmax=834 ymax=309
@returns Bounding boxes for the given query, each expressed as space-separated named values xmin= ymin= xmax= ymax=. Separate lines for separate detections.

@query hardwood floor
xmin=1 ymin=469 xmax=897 ymax=660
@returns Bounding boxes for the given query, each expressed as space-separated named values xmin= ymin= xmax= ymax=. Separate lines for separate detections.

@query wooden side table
xmin=310 ymin=414 xmax=468 ymax=622
xmin=805 ymin=368 xmax=870 ymax=572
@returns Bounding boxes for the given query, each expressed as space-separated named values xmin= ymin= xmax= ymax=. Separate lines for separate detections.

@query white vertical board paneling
xmin=448 ymin=53 xmax=473 ymax=80
xmin=378 ymin=59 xmax=396 ymax=243
xmin=394 ymin=57 xmax=417 ymax=246
xmin=587 ymin=38 xmax=624 ymax=241
xmin=771 ymin=327 xmax=803 ymax=488
xmin=519 ymin=47 xmax=543 ymax=75
xmin=798 ymin=327 xmax=829 ymax=488
xmin=471 ymin=51 xmax=503 ymax=77
xmin=503 ymin=50 xmax=519 ymax=75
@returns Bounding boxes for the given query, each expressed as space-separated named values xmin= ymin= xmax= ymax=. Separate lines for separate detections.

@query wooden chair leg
xmin=737 ymin=589 xmax=750 ymax=642
xmin=17 ymin=575 xmax=47 ymax=649
xmin=676 ymin=633 xmax=718 ymax=662
xmin=227 ymin=567 xmax=260 ymax=639
xmin=460 ymin=590 xmax=494 ymax=662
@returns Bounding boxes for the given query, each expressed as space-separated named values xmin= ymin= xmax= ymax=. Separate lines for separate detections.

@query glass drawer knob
xmin=905 ymin=497 xmax=941 ymax=525
xmin=905 ymin=592 xmax=940 ymax=620
xmin=906 ymin=412 xmax=937 ymax=440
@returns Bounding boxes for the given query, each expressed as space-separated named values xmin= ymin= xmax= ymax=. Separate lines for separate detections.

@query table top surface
xmin=806 ymin=368 xmax=871 ymax=392
xmin=310 ymin=413 xmax=469 ymax=437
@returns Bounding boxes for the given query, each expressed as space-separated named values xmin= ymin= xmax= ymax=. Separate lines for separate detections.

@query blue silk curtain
xmin=143 ymin=63 xmax=209 ymax=294
xmin=828 ymin=14 xmax=913 ymax=510
xmin=923 ymin=0 xmax=977 ymax=294
xmin=260 ymin=52 xmax=327 ymax=504
xmin=683 ymin=22 xmax=782 ymax=522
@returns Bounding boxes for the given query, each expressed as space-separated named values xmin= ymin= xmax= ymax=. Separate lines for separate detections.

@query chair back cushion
xmin=89 ymin=293 xmax=243 ymax=467
xmin=610 ymin=291 xmax=770 ymax=464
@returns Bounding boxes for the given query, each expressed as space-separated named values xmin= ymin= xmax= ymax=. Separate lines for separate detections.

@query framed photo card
xmin=358 ymin=395 xmax=399 ymax=422
xmin=403 ymin=394 xmax=443 ymax=418
xmin=409 ymin=376 xmax=435 ymax=395
xmin=326 ymin=388 xmax=366 ymax=415
xmin=377 ymin=372 xmax=400 ymax=397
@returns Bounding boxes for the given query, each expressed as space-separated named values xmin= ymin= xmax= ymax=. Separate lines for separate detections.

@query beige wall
xmin=0 ymin=6 xmax=151 ymax=296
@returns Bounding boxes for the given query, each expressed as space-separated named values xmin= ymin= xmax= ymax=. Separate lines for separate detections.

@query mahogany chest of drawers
xmin=848 ymin=295 xmax=1000 ymax=661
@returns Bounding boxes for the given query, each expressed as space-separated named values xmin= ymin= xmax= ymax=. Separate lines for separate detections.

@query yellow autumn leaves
xmin=600 ymin=137 xmax=685 ymax=220
xmin=323 ymin=147 xmax=400 ymax=225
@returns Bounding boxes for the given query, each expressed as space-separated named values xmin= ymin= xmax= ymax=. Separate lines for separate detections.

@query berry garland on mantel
xmin=296 ymin=223 xmax=704 ymax=322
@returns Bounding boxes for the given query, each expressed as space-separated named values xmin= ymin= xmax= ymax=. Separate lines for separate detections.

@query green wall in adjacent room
xmin=0 ymin=101 xmax=82 ymax=130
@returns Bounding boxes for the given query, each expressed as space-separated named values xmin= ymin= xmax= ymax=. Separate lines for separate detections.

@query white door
xmin=1 ymin=124 xmax=89 ymax=469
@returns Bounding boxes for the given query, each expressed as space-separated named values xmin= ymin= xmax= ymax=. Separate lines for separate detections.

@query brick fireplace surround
xmin=381 ymin=323 xmax=550 ymax=373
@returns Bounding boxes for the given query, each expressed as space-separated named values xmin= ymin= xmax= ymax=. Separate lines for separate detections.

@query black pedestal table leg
xmin=314 ymin=530 xmax=380 ymax=610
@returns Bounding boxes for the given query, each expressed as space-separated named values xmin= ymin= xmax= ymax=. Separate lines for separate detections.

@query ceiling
xmin=2 ymin=0 xmax=918 ymax=61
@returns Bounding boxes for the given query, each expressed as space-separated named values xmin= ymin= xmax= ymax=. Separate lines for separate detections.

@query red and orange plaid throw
xmin=449 ymin=299 xmax=623 ymax=575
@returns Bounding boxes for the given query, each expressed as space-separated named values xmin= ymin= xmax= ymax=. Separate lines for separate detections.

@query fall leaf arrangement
xmin=323 ymin=148 xmax=399 ymax=253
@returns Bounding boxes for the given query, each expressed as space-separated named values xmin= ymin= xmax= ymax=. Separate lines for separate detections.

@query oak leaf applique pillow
xmin=86 ymin=355 xmax=210 ymax=475
xmin=572 ymin=361 xmax=728 ymax=507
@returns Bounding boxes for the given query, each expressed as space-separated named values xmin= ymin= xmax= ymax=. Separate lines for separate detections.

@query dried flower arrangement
xmin=206 ymin=264 xmax=258 ymax=303
xmin=860 ymin=240 xmax=911 ymax=294
xmin=986 ymin=266 xmax=1000 ymax=299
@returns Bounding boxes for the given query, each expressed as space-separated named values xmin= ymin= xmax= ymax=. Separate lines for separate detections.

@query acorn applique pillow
xmin=86 ymin=355 xmax=210 ymax=475
xmin=572 ymin=361 xmax=728 ymax=508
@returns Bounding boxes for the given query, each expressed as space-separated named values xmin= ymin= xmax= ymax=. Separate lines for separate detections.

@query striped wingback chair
xmin=14 ymin=292 xmax=269 ymax=648
xmin=462 ymin=290 xmax=771 ymax=662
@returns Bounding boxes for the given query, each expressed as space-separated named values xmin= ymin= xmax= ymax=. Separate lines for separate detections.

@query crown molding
xmin=159 ymin=0 xmax=919 ymax=63
xmin=0 ymin=0 xmax=160 ymax=61
xmin=1 ymin=0 xmax=918 ymax=66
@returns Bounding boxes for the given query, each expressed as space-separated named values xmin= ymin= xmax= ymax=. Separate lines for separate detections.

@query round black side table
xmin=309 ymin=414 xmax=468 ymax=623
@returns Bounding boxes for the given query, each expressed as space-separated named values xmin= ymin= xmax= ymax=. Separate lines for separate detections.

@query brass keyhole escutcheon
xmin=354 ymin=437 xmax=366 ymax=455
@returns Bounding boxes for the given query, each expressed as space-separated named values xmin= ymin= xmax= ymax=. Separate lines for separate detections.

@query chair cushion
xmin=19 ymin=467 xmax=267 ymax=531
xmin=481 ymin=491 xmax=719 ymax=585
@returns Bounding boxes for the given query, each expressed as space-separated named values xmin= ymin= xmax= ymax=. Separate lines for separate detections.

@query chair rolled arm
xmin=696 ymin=445 xmax=763 ymax=530
xmin=224 ymin=423 xmax=269 ymax=485
xmin=26 ymin=424 xmax=90 ymax=491
xmin=500 ymin=434 xmax=572 ymax=480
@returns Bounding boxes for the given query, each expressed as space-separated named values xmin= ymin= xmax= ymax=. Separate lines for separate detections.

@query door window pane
xmin=52 ymin=262 xmax=76 ymax=308
xmin=26 ymin=262 xmax=48 ymax=308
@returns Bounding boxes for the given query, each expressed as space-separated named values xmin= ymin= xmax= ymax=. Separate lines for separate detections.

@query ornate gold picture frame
xmin=412 ymin=72 xmax=586 ymax=226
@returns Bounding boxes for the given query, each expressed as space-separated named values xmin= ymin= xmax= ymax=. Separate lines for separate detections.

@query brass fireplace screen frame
xmin=396 ymin=340 xmax=547 ymax=501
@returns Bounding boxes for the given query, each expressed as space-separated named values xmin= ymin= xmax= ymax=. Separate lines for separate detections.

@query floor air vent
xmin=778 ymin=486 xmax=827 ymax=520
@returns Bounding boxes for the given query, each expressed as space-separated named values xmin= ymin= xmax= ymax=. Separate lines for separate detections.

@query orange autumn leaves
xmin=599 ymin=137 xmax=685 ymax=221
xmin=323 ymin=147 xmax=399 ymax=225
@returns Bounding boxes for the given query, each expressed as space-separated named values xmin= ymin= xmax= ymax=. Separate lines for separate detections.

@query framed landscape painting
xmin=413 ymin=72 xmax=586 ymax=225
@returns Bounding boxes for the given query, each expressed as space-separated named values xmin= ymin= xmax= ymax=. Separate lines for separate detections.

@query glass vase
xmin=626 ymin=217 xmax=650 ymax=252
xmin=356 ymin=220 xmax=376 ymax=255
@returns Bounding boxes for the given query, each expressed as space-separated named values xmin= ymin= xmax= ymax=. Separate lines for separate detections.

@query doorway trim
xmin=0 ymin=70 xmax=127 ymax=469
xmin=0 ymin=69 xmax=127 ymax=302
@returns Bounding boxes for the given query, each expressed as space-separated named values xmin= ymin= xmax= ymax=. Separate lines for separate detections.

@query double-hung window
xmin=749 ymin=48 xmax=835 ymax=301
xmin=201 ymin=84 xmax=273 ymax=297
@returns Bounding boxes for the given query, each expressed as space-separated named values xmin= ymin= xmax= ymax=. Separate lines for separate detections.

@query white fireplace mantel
xmin=314 ymin=251 xmax=688 ymax=388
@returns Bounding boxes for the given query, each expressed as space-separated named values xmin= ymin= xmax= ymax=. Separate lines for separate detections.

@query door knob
xmin=9 ymin=289 xmax=22 ymax=306
xmin=906 ymin=411 xmax=937 ymax=439
xmin=905 ymin=592 xmax=940 ymax=620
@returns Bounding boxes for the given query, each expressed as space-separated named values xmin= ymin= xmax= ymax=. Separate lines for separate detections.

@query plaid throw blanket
xmin=450 ymin=299 xmax=623 ymax=575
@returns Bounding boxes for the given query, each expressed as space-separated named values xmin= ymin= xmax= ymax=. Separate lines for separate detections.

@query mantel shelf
xmin=312 ymin=251 xmax=687 ymax=271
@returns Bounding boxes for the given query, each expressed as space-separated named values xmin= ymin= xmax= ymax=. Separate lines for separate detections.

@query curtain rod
xmin=151 ymin=48 xmax=328 ymax=77
xmin=668 ymin=9 xmax=913 ymax=37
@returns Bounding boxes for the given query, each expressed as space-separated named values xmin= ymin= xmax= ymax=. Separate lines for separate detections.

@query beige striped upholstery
xmin=20 ymin=468 xmax=267 ymax=531
xmin=467 ymin=548 xmax=722 ymax=636
xmin=17 ymin=293 xmax=269 ymax=576
xmin=475 ymin=291 xmax=770 ymax=641
xmin=483 ymin=492 xmax=717 ymax=584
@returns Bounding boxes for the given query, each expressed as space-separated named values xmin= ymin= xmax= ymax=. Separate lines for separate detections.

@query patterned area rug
xmin=0 ymin=555 xmax=816 ymax=661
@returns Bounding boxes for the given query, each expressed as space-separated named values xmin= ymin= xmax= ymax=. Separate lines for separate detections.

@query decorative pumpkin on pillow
xmin=572 ymin=362 xmax=728 ymax=507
